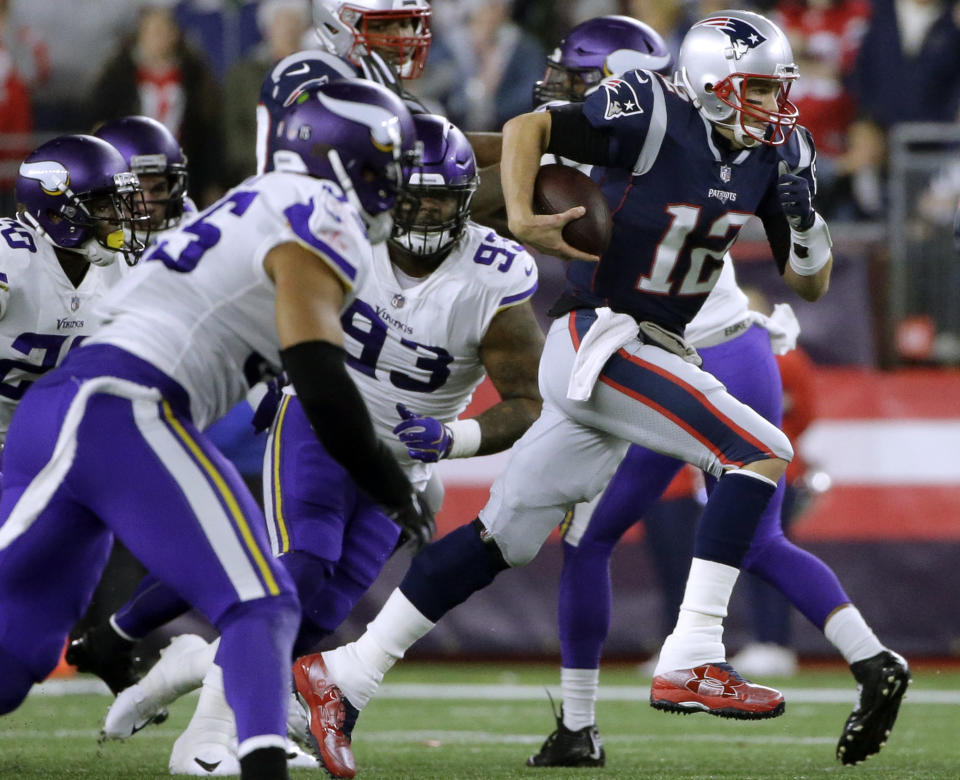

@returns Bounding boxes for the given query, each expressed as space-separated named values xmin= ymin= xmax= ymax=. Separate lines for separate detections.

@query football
xmin=532 ymin=164 xmax=613 ymax=257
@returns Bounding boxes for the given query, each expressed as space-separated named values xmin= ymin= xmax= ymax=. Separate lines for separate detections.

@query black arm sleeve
xmin=280 ymin=339 xmax=411 ymax=512
xmin=761 ymin=212 xmax=791 ymax=275
xmin=545 ymin=104 xmax=615 ymax=166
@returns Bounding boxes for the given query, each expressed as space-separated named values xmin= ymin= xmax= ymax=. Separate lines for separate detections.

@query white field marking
xmin=0 ymin=727 xmax=837 ymax=746
xmin=30 ymin=678 xmax=960 ymax=704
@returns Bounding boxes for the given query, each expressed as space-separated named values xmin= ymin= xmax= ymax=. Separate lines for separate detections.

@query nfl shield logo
xmin=391 ymin=293 xmax=405 ymax=309
xmin=70 ymin=295 xmax=81 ymax=312
xmin=720 ymin=165 xmax=732 ymax=183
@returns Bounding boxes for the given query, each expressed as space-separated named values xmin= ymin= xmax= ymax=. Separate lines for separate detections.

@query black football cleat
xmin=66 ymin=624 xmax=142 ymax=696
xmin=837 ymin=650 xmax=911 ymax=765
xmin=527 ymin=702 xmax=604 ymax=768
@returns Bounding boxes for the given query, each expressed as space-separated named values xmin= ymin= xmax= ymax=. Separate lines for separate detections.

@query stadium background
xmin=0 ymin=0 xmax=958 ymax=668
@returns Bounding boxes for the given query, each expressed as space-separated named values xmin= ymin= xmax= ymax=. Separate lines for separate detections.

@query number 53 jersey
xmin=0 ymin=217 xmax=128 ymax=443
xmin=341 ymin=222 xmax=538 ymax=486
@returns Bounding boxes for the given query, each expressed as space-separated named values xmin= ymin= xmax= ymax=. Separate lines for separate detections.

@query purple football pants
xmin=0 ymin=345 xmax=300 ymax=746
xmin=113 ymin=392 xmax=402 ymax=658
xmin=263 ymin=394 xmax=402 ymax=655
xmin=558 ymin=325 xmax=850 ymax=669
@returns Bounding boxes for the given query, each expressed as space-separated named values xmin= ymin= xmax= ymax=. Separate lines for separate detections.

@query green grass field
xmin=3 ymin=662 xmax=959 ymax=779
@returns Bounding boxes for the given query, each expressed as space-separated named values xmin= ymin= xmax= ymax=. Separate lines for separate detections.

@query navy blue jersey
xmin=554 ymin=69 xmax=817 ymax=335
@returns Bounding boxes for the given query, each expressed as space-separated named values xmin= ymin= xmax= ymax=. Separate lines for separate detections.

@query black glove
xmin=389 ymin=491 xmax=436 ymax=553
xmin=777 ymin=161 xmax=815 ymax=231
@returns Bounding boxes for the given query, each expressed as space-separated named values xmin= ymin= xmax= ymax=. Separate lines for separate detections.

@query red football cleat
xmin=650 ymin=662 xmax=785 ymax=719
xmin=292 ymin=654 xmax=358 ymax=778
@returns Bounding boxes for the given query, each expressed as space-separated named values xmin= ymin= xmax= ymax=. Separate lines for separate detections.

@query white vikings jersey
xmin=88 ymin=172 xmax=371 ymax=430
xmin=0 ymin=217 xmax=129 ymax=442
xmin=342 ymin=222 xmax=538 ymax=487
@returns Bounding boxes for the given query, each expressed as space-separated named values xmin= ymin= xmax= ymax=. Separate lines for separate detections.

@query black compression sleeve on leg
xmin=280 ymin=339 xmax=411 ymax=512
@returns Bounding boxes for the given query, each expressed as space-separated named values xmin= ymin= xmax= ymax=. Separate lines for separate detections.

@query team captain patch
xmin=601 ymin=77 xmax=644 ymax=120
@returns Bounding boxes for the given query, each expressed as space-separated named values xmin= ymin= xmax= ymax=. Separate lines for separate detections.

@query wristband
xmin=445 ymin=418 xmax=482 ymax=458
xmin=787 ymin=212 xmax=832 ymax=276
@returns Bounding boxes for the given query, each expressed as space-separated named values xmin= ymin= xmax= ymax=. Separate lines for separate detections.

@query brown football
xmin=532 ymin=164 xmax=613 ymax=257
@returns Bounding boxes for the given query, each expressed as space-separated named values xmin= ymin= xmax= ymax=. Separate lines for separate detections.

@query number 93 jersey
xmin=0 ymin=217 xmax=129 ymax=443
xmin=342 ymin=222 xmax=538 ymax=485
xmin=88 ymin=172 xmax=373 ymax=430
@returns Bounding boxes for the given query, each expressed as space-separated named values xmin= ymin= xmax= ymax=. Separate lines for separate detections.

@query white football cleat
xmin=102 ymin=634 xmax=212 ymax=740
xmin=169 ymin=725 xmax=239 ymax=776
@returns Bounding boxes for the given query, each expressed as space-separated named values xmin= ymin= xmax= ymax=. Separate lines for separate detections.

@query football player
xmin=96 ymin=113 xmax=544 ymax=778
xmin=0 ymin=80 xmax=432 ymax=780
xmin=62 ymin=117 xmax=204 ymax=698
xmin=284 ymin=10 xmax=900 ymax=774
xmin=0 ymin=135 xmax=148 ymax=445
xmin=520 ymin=15 xmax=909 ymax=769
xmin=93 ymin=115 xmax=195 ymax=238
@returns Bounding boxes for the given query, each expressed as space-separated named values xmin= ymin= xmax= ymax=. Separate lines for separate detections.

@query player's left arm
xmin=393 ymin=300 xmax=544 ymax=461
xmin=470 ymin=299 xmax=544 ymax=454
xmin=761 ymin=129 xmax=832 ymax=301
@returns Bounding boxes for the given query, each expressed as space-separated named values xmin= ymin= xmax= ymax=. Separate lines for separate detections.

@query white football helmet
xmin=312 ymin=0 xmax=431 ymax=79
xmin=675 ymin=10 xmax=799 ymax=146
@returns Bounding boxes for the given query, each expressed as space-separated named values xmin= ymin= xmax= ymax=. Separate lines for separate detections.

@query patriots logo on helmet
xmin=698 ymin=17 xmax=767 ymax=60
xmin=601 ymin=78 xmax=644 ymax=120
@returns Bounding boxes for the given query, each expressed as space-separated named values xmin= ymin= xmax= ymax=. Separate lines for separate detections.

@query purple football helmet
xmin=534 ymin=15 xmax=673 ymax=105
xmin=390 ymin=114 xmax=478 ymax=261
xmin=266 ymin=78 xmax=421 ymax=243
xmin=93 ymin=115 xmax=189 ymax=230
xmin=15 ymin=134 xmax=149 ymax=266
xmin=256 ymin=49 xmax=357 ymax=175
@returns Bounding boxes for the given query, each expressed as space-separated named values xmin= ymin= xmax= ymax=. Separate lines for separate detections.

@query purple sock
xmin=558 ymin=540 xmax=612 ymax=669
xmin=744 ymin=538 xmax=850 ymax=629
xmin=216 ymin=593 xmax=300 ymax=743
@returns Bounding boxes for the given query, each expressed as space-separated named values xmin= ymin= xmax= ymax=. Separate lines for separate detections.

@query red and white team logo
xmin=601 ymin=78 xmax=644 ymax=121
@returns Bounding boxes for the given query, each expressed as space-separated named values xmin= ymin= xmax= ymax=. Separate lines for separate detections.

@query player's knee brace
xmin=399 ymin=519 xmax=509 ymax=623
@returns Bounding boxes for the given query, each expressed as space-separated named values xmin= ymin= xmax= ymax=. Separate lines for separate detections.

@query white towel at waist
xmin=748 ymin=302 xmax=800 ymax=355
xmin=566 ymin=307 xmax=639 ymax=402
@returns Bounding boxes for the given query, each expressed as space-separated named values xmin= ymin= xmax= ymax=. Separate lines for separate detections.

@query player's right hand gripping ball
xmin=533 ymin=164 xmax=613 ymax=256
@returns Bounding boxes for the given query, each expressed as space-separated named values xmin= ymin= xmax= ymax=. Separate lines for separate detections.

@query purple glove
xmin=393 ymin=403 xmax=452 ymax=463
xmin=777 ymin=161 xmax=815 ymax=231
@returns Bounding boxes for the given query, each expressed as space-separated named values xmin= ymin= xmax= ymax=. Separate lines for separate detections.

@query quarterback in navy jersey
xmin=553 ymin=68 xmax=820 ymax=334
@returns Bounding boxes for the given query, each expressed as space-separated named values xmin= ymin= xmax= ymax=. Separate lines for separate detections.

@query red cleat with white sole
xmin=292 ymin=654 xmax=359 ymax=778
xmin=650 ymin=662 xmax=785 ymax=719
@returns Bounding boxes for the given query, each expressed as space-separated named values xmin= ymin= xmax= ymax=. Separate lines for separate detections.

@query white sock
xmin=322 ymin=589 xmax=435 ymax=709
xmin=654 ymin=558 xmax=738 ymax=675
xmin=823 ymin=605 xmax=884 ymax=665
xmin=186 ymin=664 xmax=236 ymax=741
xmin=560 ymin=668 xmax=599 ymax=731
